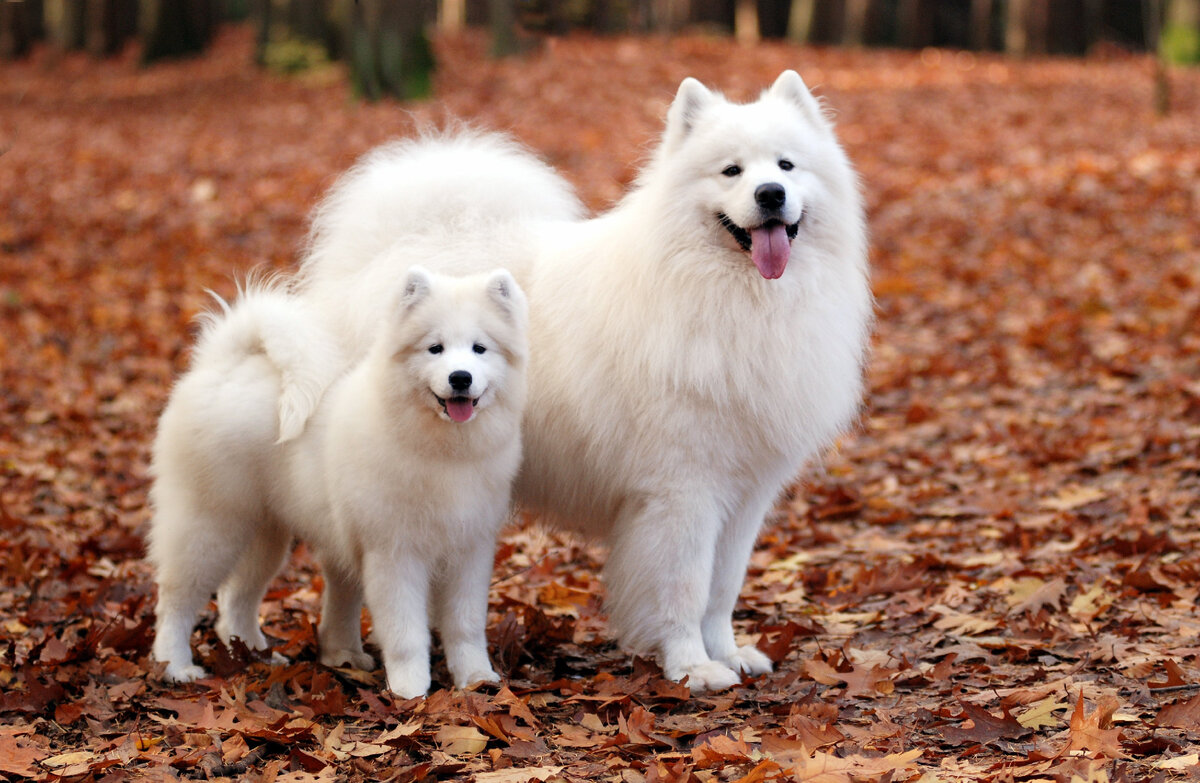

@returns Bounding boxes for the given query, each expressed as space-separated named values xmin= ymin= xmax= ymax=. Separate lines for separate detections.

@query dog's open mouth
xmin=435 ymin=394 xmax=478 ymax=423
xmin=717 ymin=214 xmax=800 ymax=280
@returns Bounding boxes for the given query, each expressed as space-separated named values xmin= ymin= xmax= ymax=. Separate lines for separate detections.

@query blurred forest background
xmin=2 ymin=0 xmax=1199 ymax=100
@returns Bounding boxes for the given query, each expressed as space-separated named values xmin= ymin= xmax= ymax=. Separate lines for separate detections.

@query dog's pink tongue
xmin=750 ymin=224 xmax=791 ymax=279
xmin=445 ymin=399 xmax=474 ymax=423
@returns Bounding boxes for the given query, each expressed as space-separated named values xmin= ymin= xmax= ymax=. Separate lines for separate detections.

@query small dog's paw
xmin=724 ymin=645 xmax=773 ymax=677
xmin=669 ymin=660 xmax=741 ymax=693
xmin=267 ymin=651 xmax=290 ymax=666
xmin=385 ymin=661 xmax=431 ymax=700
xmin=163 ymin=662 xmax=208 ymax=683
xmin=455 ymin=668 xmax=500 ymax=689
xmin=320 ymin=648 xmax=376 ymax=671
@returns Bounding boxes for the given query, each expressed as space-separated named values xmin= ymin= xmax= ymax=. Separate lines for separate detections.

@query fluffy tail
xmin=297 ymin=129 xmax=584 ymax=286
xmin=193 ymin=283 xmax=344 ymax=443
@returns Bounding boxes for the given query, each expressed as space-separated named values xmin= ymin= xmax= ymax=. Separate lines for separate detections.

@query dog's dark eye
xmin=428 ymin=344 xmax=443 ymax=355
xmin=722 ymin=165 xmax=742 ymax=177
xmin=778 ymin=159 xmax=794 ymax=171
xmin=472 ymin=344 xmax=487 ymax=355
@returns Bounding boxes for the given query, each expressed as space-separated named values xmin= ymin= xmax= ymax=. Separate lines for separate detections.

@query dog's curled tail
xmin=195 ymin=283 xmax=344 ymax=444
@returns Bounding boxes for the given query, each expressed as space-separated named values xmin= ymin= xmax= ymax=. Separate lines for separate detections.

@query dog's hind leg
xmin=150 ymin=511 xmax=248 ymax=682
xmin=702 ymin=491 xmax=775 ymax=678
xmin=317 ymin=559 xmax=374 ymax=670
xmin=603 ymin=490 xmax=742 ymax=693
xmin=214 ymin=521 xmax=290 ymax=658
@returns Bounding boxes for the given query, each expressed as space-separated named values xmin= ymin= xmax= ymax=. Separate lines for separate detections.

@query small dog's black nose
xmin=448 ymin=370 xmax=473 ymax=392
xmin=755 ymin=183 xmax=786 ymax=211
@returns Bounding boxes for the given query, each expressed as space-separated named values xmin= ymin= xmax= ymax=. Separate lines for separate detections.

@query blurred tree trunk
xmin=86 ymin=0 xmax=138 ymax=56
xmin=898 ymin=0 xmax=935 ymax=47
xmin=439 ymin=0 xmax=466 ymax=32
xmin=140 ymin=0 xmax=218 ymax=63
xmin=589 ymin=0 xmax=618 ymax=34
xmin=1082 ymin=0 xmax=1102 ymax=50
xmin=1 ymin=0 xmax=43 ymax=59
xmin=787 ymin=0 xmax=816 ymax=42
xmin=843 ymin=0 xmax=868 ymax=45
xmin=250 ymin=0 xmax=272 ymax=64
xmin=488 ymin=0 xmax=518 ymax=55
xmin=971 ymin=0 xmax=993 ymax=50
xmin=1147 ymin=0 xmax=1168 ymax=113
xmin=735 ymin=0 xmax=759 ymax=43
xmin=286 ymin=0 xmax=327 ymax=40
xmin=1164 ymin=0 xmax=1200 ymax=63
xmin=1027 ymin=0 xmax=1048 ymax=52
xmin=46 ymin=0 xmax=85 ymax=49
xmin=348 ymin=0 xmax=434 ymax=99
xmin=1004 ymin=0 xmax=1027 ymax=54
xmin=643 ymin=0 xmax=687 ymax=32
xmin=1005 ymin=0 xmax=1050 ymax=55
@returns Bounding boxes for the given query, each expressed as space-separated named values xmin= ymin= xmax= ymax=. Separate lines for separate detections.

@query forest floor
xmin=1 ymin=24 xmax=1199 ymax=783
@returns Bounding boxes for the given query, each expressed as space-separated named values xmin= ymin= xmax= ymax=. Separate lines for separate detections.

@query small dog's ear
xmin=663 ymin=77 xmax=714 ymax=151
xmin=485 ymin=269 xmax=526 ymax=321
xmin=400 ymin=265 xmax=433 ymax=311
xmin=769 ymin=70 xmax=826 ymax=128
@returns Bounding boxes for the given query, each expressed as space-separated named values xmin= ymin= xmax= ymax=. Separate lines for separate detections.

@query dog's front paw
xmin=454 ymin=668 xmax=500 ymax=689
xmin=723 ymin=645 xmax=773 ymax=677
xmin=385 ymin=660 xmax=431 ymax=700
xmin=320 ymin=648 xmax=376 ymax=671
xmin=668 ymin=660 xmax=741 ymax=693
xmin=163 ymin=662 xmax=208 ymax=683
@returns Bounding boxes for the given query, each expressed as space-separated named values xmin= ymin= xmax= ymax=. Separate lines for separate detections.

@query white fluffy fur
xmin=298 ymin=71 xmax=872 ymax=692
xmin=149 ymin=269 xmax=528 ymax=698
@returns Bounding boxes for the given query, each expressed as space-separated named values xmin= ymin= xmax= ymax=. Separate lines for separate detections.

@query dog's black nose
xmin=755 ymin=183 xmax=786 ymax=211
xmin=448 ymin=370 xmax=473 ymax=392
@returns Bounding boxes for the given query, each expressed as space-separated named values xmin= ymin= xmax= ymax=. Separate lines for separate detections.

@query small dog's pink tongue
xmin=750 ymin=224 xmax=791 ymax=279
xmin=445 ymin=398 xmax=474 ymax=423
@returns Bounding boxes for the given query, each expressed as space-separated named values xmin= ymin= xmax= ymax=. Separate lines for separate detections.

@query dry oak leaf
xmin=773 ymin=747 xmax=924 ymax=782
xmin=537 ymin=581 xmax=592 ymax=617
xmin=1148 ymin=658 xmax=1189 ymax=689
xmin=613 ymin=705 xmax=676 ymax=748
xmin=930 ymin=604 xmax=1000 ymax=636
xmin=1039 ymin=484 xmax=1106 ymax=511
xmin=1067 ymin=583 xmax=1113 ymax=621
xmin=1058 ymin=693 xmax=1124 ymax=759
xmin=473 ymin=766 xmax=566 ymax=783
xmin=997 ymin=576 xmax=1068 ymax=616
xmin=770 ymin=717 xmax=844 ymax=752
xmin=1155 ymin=753 xmax=1200 ymax=771
xmin=435 ymin=725 xmax=489 ymax=755
xmin=1156 ymin=693 xmax=1200 ymax=731
xmin=941 ymin=702 xmax=1032 ymax=746
xmin=691 ymin=732 xmax=756 ymax=768
xmin=0 ymin=728 xmax=47 ymax=778
xmin=803 ymin=657 xmax=897 ymax=698
xmin=730 ymin=759 xmax=783 ymax=783
xmin=1016 ymin=695 xmax=1069 ymax=730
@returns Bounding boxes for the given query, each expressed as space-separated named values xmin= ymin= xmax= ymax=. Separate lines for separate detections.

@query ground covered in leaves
xmin=2 ymin=25 xmax=1200 ymax=783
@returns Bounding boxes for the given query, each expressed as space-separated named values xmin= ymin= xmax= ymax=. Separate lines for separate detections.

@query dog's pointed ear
xmin=485 ymin=269 xmax=527 ymax=322
xmin=769 ymin=70 xmax=826 ymax=128
xmin=664 ymin=77 xmax=715 ymax=150
xmin=399 ymin=265 xmax=433 ymax=312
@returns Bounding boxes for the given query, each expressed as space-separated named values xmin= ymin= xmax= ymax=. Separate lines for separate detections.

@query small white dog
xmin=148 ymin=266 xmax=528 ymax=698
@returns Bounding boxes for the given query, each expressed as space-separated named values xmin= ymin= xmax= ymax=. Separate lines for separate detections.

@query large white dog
xmin=299 ymin=71 xmax=872 ymax=692
xmin=149 ymin=267 xmax=529 ymax=697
